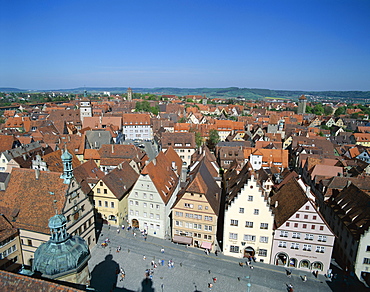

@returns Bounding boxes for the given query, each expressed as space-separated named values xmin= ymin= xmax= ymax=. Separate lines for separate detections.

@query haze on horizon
xmin=1 ymin=0 xmax=369 ymax=92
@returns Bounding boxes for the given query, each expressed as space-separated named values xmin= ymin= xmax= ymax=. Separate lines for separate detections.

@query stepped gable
xmin=102 ymin=162 xmax=139 ymax=200
xmin=0 ymin=168 xmax=67 ymax=234
xmin=270 ymin=177 xmax=309 ymax=228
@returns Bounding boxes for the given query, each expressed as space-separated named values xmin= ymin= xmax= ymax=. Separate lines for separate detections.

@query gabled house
xmin=269 ymin=177 xmax=335 ymax=274
xmin=92 ymin=162 xmax=139 ymax=226
xmin=127 ymin=148 xmax=182 ymax=239
xmin=222 ymin=163 xmax=274 ymax=262
xmin=171 ymin=157 xmax=221 ymax=251
xmin=0 ymin=150 xmax=96 ymax=266
xmin=324 ymin=183 xmax=370 ymax=286
xmin=122 ymin=113 xmax=152 ymax=140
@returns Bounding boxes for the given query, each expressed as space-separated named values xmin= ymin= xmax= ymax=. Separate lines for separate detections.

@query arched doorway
xmin=132 ymin=219 xmax=139 ymax=228
xmin=289 ymin=258 xmax=297 ymax=268
xmin=244 ymin=246 xmax=255 ymax=258
xmin=275 ymin=252 xmax=289 ymax=266
xmin=299 ymin=259 xmax=310 ymax=269
xmin=311 ymin=261 xmax=323 ymax=271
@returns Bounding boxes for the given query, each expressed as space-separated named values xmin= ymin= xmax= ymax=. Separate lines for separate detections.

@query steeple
xmin=48 ymin=214 xmax=69 ymax=243
xmin=60 ymin=147 xmax=73 ymax=184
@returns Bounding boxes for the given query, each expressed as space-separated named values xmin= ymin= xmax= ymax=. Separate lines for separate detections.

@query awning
xmin=172 ymin=235 xmax=193 ymax=245
xmin=201 ymin=241 xmax=212 ymax=250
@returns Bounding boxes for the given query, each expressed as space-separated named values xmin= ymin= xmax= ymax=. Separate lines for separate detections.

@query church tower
xmin=297 ymin=94 xmax=307 ymax=114
xmin=32 ymin=213 xmax=91 ymax=285
xmin=127 ymin=87 xmax=133 ymax=101
xmin=79 ymin=90 xmax=92 ymax=122
xmin=60 ymin=148 xmax=73 ymax=184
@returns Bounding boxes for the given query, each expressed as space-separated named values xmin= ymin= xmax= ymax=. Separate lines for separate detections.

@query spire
xmin=60 ymin=146 xmax=73 ymax=184
xmin=48 ymin=213 xmax=69 ymax=243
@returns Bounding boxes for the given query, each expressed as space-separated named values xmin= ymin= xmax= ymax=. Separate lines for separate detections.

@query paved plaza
xmin=88 ymin=225 xmax=366 ymax=292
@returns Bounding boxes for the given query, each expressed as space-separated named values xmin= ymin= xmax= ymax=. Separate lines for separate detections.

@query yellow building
xmin=172 ymin=159 xmax=221 ymax=251
xmin=92 ymin=162 xmax=139 ymax=226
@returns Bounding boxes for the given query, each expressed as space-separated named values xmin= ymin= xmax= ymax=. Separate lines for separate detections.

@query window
xmin=313 ymin=215 xmax=317 ymax=220
xmin=184 ymin=203 xmax=194 ymax=208
xmin=280 ymin=231 xmax=288 ymax=237
xmin=150 ymin=213 xmax=154 ymax=218
xmin=305 ymin=234 xmax=314 ymax=240
xmin=28 ymin=240 xmax=32 ymax=246
xmin=156 ymin=214 xmax=160 ymax=220
xmin=311 ymin=225 xmax=315 ymax=230
xmin=248 ymin=196 xmax=253 ymax=201
xmin=305 ymin=206 xmax=309 ymax=210
xmin=367 ymin=246 xmax=370 ymax=252
xmin=363 ymin=258 xmax=370 ymax=265
xmin=259 ymin=249 xmax=267 ymax=257
xmin=278 ymin=241 xmax=286 ymax=248
xmin=111 ymin=202 xmax=114 ymax=208
xmin=130 ymin=210 xmax=134 ymax=215
xmin=231 ymin=219 xmax=238 ymax=226
xmin=286 ymin=222 xmax=290 ymax=227
xmin=230 ymin=245 xmax=239 ymax=253
xmin=318 ymin=235 xmax=327 ymax=242
xmin=150 ymin=203 xmax=153 ymax=209
xmin=97 ymin=188 xmax=101 ymax=194
xmin=143 ymin=193 xmax=147 ymax=199
xmin=304 ymin=215 xmax=308 ymax=219
xmin=316 ymin=246 xmax=325 ymax=253
xmin=129 ymin=200 xmax=133 ymax=206
xmin=292 ymin=232 xmax=301 ymax=239
xmin=291 ymin=243 xmax=299 ymax=249
xmin=244 ymin=234 xmax=256 ymax=241
xmin=320 ymin=226 xmax=324 ymax=231
xmin=205 ymin=216 xmax=213 ymax=221
xmin=100 ymin=181 xmax=103 ymax=186
xmin=229 ymin=233 xmax=238 ymax=240
xmin=303 ymin=244 xmax=312 ymax=251
xmin=104 ymin=189 xmax=107 ymax=194
xmin=150 ymin=194 xmax=153 ymax=200
xmin=135 ymin=210 xmax=139 ymax=216
xmin=303 ymin=224 xmax=307 ymax=229
xmin=204 ymin=225 xmax=212 ymax=231
xmin=239 ymin=208 xmax=244 ymax=213
xmin=156 ymin=205 xmax=160 ymax=210
xmin=254 ymin=209 xmax=259 ymax=215
xmin=105 ymin=201 xmax=108 ymax=208
xmin=144 ymin=203 xmax=147 ymax=208
xmin=294 ymin=223 xmax=298 ymax=228
xmin=135 ymin=201 xmax=139 ymax=206
xmin=135 ymin=192 xmax=138 ymax=197
xmin=198 ymin=205 xmax=202 ymax=210
xmin=175 ymin=211 xmax=183 ymax=217
xmin=296 ymin=214 xmax=300 ymax=218
xmin=260 ymin=236 xmax=268 ymax=243
xmin=245 ymin=221 xmax=253 ymax=228
xmin=144 ymin=212 xmax=147 ymax=218
xmin=260 ymin=223 xmax=268 ymax=229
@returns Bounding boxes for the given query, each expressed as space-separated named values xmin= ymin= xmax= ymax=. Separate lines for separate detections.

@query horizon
xmin=1 ymin=0 xmax=370 ymax=91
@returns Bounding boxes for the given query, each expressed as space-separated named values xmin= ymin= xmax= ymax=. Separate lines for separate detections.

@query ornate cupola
xmin=60 ymin=147 xmax=73 ymax=184
xmin=32 ymin=213 xmax=91 ymax=284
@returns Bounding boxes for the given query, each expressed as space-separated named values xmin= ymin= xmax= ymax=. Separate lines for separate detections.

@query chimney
xmin=118 ymin=163 xmax=122 ymax=170
xmin=35 ymin=169 xmax=40 ymax=180
xmin=306 ymin=186 xmax=311 ymax=197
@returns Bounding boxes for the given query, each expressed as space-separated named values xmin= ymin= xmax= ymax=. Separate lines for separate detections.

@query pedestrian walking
xmin=303 ymin=275 xmax=307 ymax=282
xmin=287 ymin=269 xmax=292 ymax=278
xmin=117 ymin=229 xmax=120 ymax=234
xmin=213 ymin=277 xmax=217 ymax=283
xmin=215 ymin=250 xmax=218 ymax=256
xmin=144 ymin=235 xmax=147 ymax=241
xmin=122 ymin=224 xmax=125 ymax=230
xmin=161 ymin=259 xmax=164 ymax=266
xmin=134 ymin=232 xmax=136 ymax=237
xmin=143 ymin=255 xmax=146 ymax=260
xmin=161 ymin=248 xmax=164 ymax=253
xmin=208 ymin=283 xmax=213 ymax=290
xmin=287 ymin=283 xmax=294 ymax=292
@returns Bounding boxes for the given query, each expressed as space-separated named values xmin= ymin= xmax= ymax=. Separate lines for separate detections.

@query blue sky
xmin=1 ymin=0 xmax=369 ymax=91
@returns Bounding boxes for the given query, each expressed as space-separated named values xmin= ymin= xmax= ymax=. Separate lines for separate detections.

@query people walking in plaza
xmin=303 ymin=275 xmax=307 ymax=282
xmin=286 ymin=269 xmax=292 ymax=278
xmin=122 ymin=224 xmax=125 ymax=230
xmin=213 ymin=277 xmax=217 ymax=283
xmin=117 ymin=228 xmax=120 ymax=234
xmin=287 ymin=283 xmax=294 ymax=292
xmin=161 ymin=248 xmax=164 ymax=253
xmin=215 ymin=250 xmax=218 ymax=256
xmin=143 ymin=255 xmax=146 ymax=260
xmin=134 ymin=232 xmax=136 ymax=237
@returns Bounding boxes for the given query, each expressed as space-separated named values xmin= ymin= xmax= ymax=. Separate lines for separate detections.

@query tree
xmin=313 ymin=104 xmax=324 ymax=115
xmin=207 ymin=129 xmax=220 ymax=151
xmin=195 ymin=131 xmax=203 ymax=148
xmin=334 ymin=106 xmax=346 ymax=117
xmin=324 ymin=106 xmax=333 ymax=116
